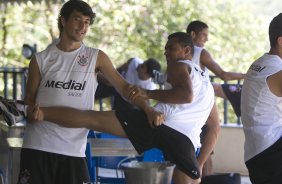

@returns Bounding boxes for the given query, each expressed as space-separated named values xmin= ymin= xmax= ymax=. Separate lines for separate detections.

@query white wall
xmin=212 ymin=124 xmax=249 ymax=176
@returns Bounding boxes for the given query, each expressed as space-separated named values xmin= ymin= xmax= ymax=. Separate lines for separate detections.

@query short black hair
xmin=269 ymin=13 xmax=282 ymax=48
xmin=186 ymin=20 xmax=208 ymax=35
xmin=58 ymin=0 xmax=96 ymax=35
xmin=168 ymin=32 xmax=194 ymax=56
xmin=144 ymin=58 xmax=161 ymax=78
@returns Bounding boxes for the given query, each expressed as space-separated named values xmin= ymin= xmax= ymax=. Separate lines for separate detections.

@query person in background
xmin=241 ymin=13 xmax=282 ymax=184
xmin=187 ymin=20 xmax=244 ymax=118
xmin=95 ymin=57 xmax=161 ymax=110
xmin=186 ymin=20 xmax=242 ymax=176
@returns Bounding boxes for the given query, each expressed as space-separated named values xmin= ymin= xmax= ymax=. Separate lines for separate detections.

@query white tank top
xmin=192 ymin=46 xmax=209 ymax=77
xmin=241 ymin=54 xmax=282 ymax=161
xmin=23 ymin=43 xmax=99 ymax=157
xmin=154 ymin=60 xmax=214 ymax=149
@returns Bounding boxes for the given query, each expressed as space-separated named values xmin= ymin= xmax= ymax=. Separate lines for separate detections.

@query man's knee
xmin=173 ymin=168 xmax=201 ymax=184
xmin=212 ymin=83 xmax=226 ymax=98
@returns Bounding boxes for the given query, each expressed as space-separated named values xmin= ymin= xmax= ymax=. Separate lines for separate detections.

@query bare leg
xmin=212 ymin=83 xmax=227 ymax=99
xmin=173 ymin=168 xmax=201 ymax=184
xmin=198 ymin=104 xmax=220 ymax=176
xmin=38 ymin=106 xmax=127 ymax=138
xmin=201 ymin=156 xmax=213 ymax=176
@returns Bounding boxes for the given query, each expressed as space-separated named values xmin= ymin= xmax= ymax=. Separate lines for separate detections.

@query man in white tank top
xmin=5 ymin=1 xmax=158 ymax=184
xmin=188 ymin=21 xmax=244 ymax=119
xmin=241 ymin=13 xmax=282 ymax=184
xmin=13 ymin=1 xmax=99 ymax=183
xmin=21 ymin=32 xmax=215 ymax=184
xmin=187 ymin=21 xmax=245 ymax=114
xmin=186 ymin=20 xmax=245 ymax=176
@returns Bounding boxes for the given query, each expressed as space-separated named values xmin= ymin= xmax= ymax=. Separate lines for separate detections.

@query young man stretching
xmin=1 ymin=32 xmax=217 ymax=184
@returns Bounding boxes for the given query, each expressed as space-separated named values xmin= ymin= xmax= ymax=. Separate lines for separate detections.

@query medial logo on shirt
xmin=77 ymin=54 xmax=89 ymax=66
xmin=45 ymin=80 xmax=86 ymax=91
xmin=45 ymin=80 xmax=86 ymax=97
xmin=249 ymin=64 xmax=266 ymax=72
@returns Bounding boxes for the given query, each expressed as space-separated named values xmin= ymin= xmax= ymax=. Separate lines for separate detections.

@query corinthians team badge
xmin=77 ymin=54 xmax=89 ymax=66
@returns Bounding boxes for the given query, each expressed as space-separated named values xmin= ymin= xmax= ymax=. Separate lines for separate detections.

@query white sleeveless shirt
xmin=154 ymin=60 xmax=214 ymax=149
xmin=241 ymin=54 xmax=282 ymax=161
xmin=192 ymin=46 xmax=209 ymax=77
xmin=23 ymin=43 xmax=98 ymax=157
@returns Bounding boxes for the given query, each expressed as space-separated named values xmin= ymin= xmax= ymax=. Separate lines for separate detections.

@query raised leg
xmin=212 ymin=83 xmax=227 ymax=99
xmin=29 ymin=106 xmax=127 ymax=138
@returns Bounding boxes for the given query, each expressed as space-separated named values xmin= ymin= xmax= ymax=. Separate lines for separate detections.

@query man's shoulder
xmin=199 ymin=48 xmax=213 ymax=61
xmin=83 ymin=44 xmax=100 ymax=52
xmin=36 ymin=43 xmax=55 ymax=57
xmin=199 ymin=47 xmax=209 ymax=55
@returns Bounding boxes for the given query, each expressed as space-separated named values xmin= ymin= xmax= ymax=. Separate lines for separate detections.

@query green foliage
xmin=198 ymin=0 xmax=267 ymax=74
xmin=86 ymin=0 xmax=200 ymax=68
xmin=0 ymin=0 xmax=275 ymax=123
xmin=0 ymin=0 xmax=268 ymax=69
xmin=0 ymin=1 xmax=57 ymax=67
xmin=85 ymin=0 xmax=267 ymax=72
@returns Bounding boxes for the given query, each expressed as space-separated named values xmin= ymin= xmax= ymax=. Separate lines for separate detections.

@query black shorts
xmin=17 ymin=148 xmax=90 ymax=184
xmin=245 ymin=137 xmax=282 ymax=184
xmin=115 ymin=110 xmax=201 ymax=179
xmin=222 ymin=84 xmax=242 ymax=117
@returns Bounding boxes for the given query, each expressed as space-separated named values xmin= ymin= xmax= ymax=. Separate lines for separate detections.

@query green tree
xmin=0 ymin=0 xmax=273 ymax=123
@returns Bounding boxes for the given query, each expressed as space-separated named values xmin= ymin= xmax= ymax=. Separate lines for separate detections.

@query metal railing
xmin=0 ymin=67 xmax=28 ymax=100
xmin=0 ymin=67 xmax=242 ymax=125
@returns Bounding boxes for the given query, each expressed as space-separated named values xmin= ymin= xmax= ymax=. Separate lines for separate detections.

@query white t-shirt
xmin=23 ymin=43 xmax=99 ymax=157
xmin=154 ymin=60 xmax=214 ymax=149
xmin=241 ymin=53 xmax=282 ymax=161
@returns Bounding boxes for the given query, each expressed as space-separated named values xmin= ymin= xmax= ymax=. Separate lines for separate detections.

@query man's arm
xmin=24 ymin=56 xmax=41 ymax=106
xmin=145 ymin=61 xmax=193 ymax=104
xmin=197 ymin=104 xmax=220 ymax=173
xmin=96 ymin=50 xmax=136 ymax=102
xmin=267 ymin=70 xmax=282 ymax=97
xmin=201 ymin=49 xmax=245 ymax=80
